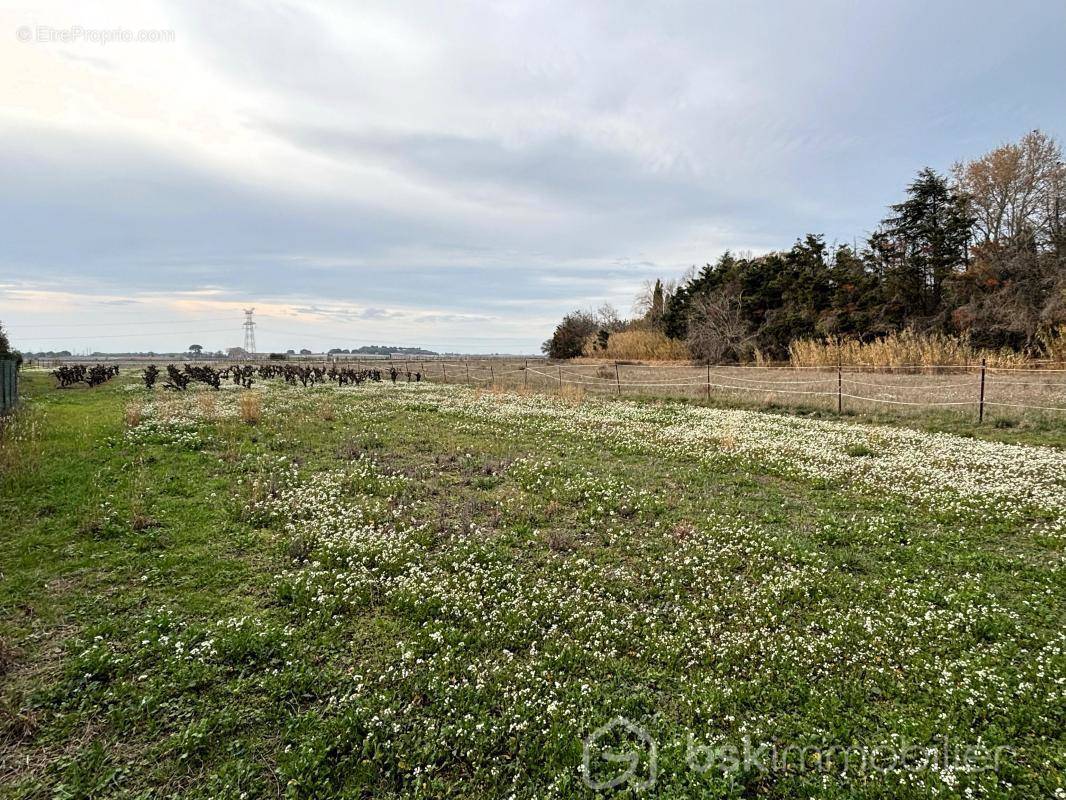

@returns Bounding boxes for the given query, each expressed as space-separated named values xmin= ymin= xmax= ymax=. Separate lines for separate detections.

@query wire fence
xmin=390 ymin=358 xmax=1066 ymax=421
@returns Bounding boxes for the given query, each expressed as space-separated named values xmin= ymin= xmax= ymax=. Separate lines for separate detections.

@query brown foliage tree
xmin=952 ymin=129 xmax=1066 ymax=249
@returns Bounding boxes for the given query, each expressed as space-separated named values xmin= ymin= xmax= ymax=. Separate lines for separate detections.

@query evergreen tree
xmin=871 ymin=168 xmax=973 ymax=322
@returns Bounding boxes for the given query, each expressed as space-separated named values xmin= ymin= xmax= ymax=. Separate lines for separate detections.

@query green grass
xmin=0 ymin=373 xmax=1063 ymax=798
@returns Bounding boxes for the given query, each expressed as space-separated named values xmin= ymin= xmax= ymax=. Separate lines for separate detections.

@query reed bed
xmin=789 ymin=331 xmax=1030 ymax=369
xmin=582 ymin=329 xmax=691 ymax=361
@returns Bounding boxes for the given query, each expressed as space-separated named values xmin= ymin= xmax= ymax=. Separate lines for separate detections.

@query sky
xmin=2 ymin=0 xmax=1064 ymax=354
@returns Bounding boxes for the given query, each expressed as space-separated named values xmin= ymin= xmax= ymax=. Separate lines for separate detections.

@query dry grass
xmin=1038 ymin=325 xmax=1066 ymax=362
xmin=583 ymin=329 xmax=690 ymax=361
xmin=123 ymin=401 xmax=144 ymax=428
xmin=788 ymin=331 xmax=1030 ymax=369
xmin=197 ymin=392 xmax=218 ymax=420
xmin=670 ymin=520 xmax=697 ymax=542
xmin=542 ymin=529 xmax=577 ymax=552
xmin=558 ymin=383 xmax=586 ymax=405
xmin=317 ymin=398 xmax=336 ymax=421
xmin=238 ymin=393 xmax=262 ymax=425
xmin=129 ymin=505 xmax=159 ymax=532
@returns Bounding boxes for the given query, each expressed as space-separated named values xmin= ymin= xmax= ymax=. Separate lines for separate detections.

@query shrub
xmin=542 ymin=311 xmax=599 ymax=360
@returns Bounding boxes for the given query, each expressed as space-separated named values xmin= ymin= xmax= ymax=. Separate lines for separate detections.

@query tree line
xmin=544 ymin=130 xmax=1066 ymax=362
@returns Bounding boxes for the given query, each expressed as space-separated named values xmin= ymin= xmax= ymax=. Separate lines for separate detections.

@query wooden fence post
xmin=978 ymin=358 xmax=986 ymax=423
xmin=442 ymin=363 xmax=448 ymax=384
xmin=557 ymin=364 xmax=562 ymax=391
xmin=489 ymin=363 xmax=495 ymax=387
xmin=837 ymin=357 xmax=843 ymax=414
xmin=523 ymin=359 xmax=528 ymax=390
xmin=705 ymin=363 xmax=710 ymax=402
xmin=614 ymin=362 xmax=621 ymax=396
xmin=0 ymin=358 xmax=16 ymax=414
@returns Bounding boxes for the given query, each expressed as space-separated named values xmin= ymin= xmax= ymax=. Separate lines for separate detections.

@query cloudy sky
xmin=2 ymin=0 xmax=1064 ymax=353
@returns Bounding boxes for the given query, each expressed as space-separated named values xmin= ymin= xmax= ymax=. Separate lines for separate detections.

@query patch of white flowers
xmin=409 ymin=384 xmax=1066 ymax=521
xmin=124 ymin=415 xmax=203 ymax=448
xmin=138 ymin=382 xmax=1065 ymax=795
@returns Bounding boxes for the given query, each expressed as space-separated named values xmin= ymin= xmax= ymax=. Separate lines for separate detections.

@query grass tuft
xmin=237 ymin=392 xmax=261 ymax=425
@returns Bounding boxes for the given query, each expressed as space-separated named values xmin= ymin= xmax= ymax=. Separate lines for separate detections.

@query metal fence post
xmin=837 ymin=358 xmax=843 ymax=414
xmin=0 ymin=358 xmax=17 ymax=414
xmin=978 ymin=358 xmax=986 ymax=423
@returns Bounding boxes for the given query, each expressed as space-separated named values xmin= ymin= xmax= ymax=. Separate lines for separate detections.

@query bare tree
xmin=595 ymin=303 xmax=625 ymax=331
xmin=632 ymin=278 xmax=679 ymax=323
xmin=685 ymin=290 xmax=756 ymax=363
xmin=632 ymin=279 xmax=655 ymax=317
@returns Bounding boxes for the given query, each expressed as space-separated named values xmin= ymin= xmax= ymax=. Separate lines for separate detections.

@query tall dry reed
xmin=583 ymin=329 xmax=690 ymax=361
xmin=788 ymin=331 xmax=1030 ymax=369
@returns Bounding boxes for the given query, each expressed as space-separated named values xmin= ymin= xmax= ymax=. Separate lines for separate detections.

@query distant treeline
xmin=545 ymin=130 xmax=1066 ymax=362
xmin=327 ymin=346 xmax=438 ymax=356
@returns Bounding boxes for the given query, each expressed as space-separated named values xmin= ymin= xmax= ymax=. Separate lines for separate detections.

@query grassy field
xmin=1 ymin=372 xmax=1064 ymax=798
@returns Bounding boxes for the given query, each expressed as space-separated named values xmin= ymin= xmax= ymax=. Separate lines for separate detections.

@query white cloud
xmin=1 ymin=0 xmax=1064 ymax=351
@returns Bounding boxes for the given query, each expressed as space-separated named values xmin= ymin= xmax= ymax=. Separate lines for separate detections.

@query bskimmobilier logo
xmin=582 ymin=716 xmax=658 ymax=791
xmin=581 ymin=716 xmax=1013 ymax=790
